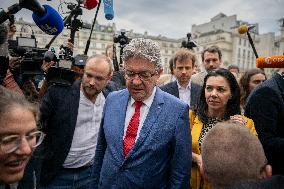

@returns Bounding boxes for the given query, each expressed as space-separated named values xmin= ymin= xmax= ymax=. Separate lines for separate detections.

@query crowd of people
xmin=1 ymin=21 xmax=284 ymax=189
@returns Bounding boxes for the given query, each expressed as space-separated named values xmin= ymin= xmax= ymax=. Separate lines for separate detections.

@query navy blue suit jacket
xmin=94 ymin=87 xmax=192 ymax=189
xmin=39 ymin=80 xmax=117 ymax=186
xmin=160 ymin=81 xmax=201 ymax=109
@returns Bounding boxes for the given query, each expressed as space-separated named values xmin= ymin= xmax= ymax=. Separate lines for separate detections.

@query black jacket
xmin=160 ymin=80 xmax=201 ymax=109
xmin=39 ymin=80 xmax=117 ymax=186
xmin=245 ymin=73 xmax=284 ymax=175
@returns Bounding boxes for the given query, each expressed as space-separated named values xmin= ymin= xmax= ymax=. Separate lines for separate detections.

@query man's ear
xmin=260 ymin=164 xmax=272 ymax=179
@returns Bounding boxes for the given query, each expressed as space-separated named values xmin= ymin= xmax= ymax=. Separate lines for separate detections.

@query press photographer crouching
xmin=0 ymin=86 xmax=45 ymax=189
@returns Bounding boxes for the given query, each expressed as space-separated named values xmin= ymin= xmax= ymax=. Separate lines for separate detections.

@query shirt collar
xmin=130 ymin=86 xmax=156 ymax=108
xmin=177 ymin=80 xmax=191 ymax=90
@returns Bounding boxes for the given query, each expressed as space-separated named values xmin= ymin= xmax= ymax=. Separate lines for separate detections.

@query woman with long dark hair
xmin=190 ymin=69 xmax=257 ymax=189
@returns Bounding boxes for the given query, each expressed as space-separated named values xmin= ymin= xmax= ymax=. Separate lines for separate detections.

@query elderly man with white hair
xmin=93 ymin=38 xmax=192 ymax=189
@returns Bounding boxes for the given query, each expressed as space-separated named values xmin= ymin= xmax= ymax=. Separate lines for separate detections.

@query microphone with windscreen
xmin=83 ymin=0 xmax=99 ymax=10
xmin=103 ymin=0 xmax=114 ymax=20
xmin=256 ymin=55 xmax=284 ymax=68
xmin=0 ymin=0 xmax=64 ymax=35
xmin=238 ymin=24 xmax=259 ymax=58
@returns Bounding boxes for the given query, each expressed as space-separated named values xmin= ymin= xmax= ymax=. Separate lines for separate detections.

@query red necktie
xmin=123 ymin=101 xmax=143 ymax=157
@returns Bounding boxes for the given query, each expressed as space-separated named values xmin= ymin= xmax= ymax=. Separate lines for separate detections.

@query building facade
xmin=12 ymin=18 xmax=181 ymax=73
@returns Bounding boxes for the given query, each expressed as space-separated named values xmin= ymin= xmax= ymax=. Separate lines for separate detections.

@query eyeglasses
xmin=124 ymin=70 xmax=157 ymax=81
xmin=0 ymin=131 xmax=46 ymax=154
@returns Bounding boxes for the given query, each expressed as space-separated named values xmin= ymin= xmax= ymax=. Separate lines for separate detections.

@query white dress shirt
xmin=177 ymin=81 xmax=191 ymax=106
xmin=123 ymin=87 xmax=156 ymax=142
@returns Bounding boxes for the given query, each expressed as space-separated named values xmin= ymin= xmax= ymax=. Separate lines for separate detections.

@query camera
xmin=8 ymin=36 xmax=48 ymax=75
xmin=113 ymin=31 xmax=130 ymax=47
xmin=181 ymin=33 xmax=197 ymax=50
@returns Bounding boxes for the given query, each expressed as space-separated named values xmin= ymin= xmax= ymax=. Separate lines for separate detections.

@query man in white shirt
xmin=39 ymin=55 xmax=117 ymax=189
xmin=161 ymin=48 xmax=201 ymax=108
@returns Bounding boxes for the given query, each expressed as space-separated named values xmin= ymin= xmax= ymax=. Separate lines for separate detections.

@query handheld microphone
xmin=103 ymin=0 xmax=114 ymax=20
xmin=256 ymin=55 xmax=284 ymax=68
xmin=32 ymin=4 xmax=64 ymax=35
xmin=83 ymin=0 xmax=98 ymax=10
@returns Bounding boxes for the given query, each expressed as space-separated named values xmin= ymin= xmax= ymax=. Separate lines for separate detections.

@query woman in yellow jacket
xmin=190 ymin=69 xmax=257 ymax=189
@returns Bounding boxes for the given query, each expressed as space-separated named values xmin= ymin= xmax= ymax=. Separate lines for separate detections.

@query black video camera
xmin=181 ymin=33 xmax=197 ymax=50
xmin=113 ymin=31 xmax=130 ymax=47
xmin=8 ymin=36 xmax=48 ymax=75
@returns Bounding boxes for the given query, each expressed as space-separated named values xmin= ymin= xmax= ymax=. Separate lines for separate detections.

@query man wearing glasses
xmin=39 ymin=55 xmax=117 ymax=189
xmin=94 ymin=38 xmax=191 ymax=188
xmin=0 ymin=86 xmax=45 ymax=189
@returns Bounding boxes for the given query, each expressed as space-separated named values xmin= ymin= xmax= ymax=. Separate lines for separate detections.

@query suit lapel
xmin=126 ymin=88 xmax=164 ymax=158
xmin=172 ymin=81 xmax=179 ymax=98
xmin=70 ymin=81 xmax=81 ymax=131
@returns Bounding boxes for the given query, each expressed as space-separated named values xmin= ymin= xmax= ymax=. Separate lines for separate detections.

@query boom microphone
xmin=83 ymin=0 xmax=98 ymax=10
xmin=238 ymin=25 xmax=255 ymax=34
xmin=256 ymin=55 xmax=284 ymax=68
xmin=238 ymin=24 xmax=259 ymax=58
xmin=103 ymin=0 xmax=114 ymax=20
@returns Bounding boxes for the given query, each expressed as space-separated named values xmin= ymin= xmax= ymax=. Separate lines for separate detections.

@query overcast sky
xmin=2 ymin=0 xmax=284 ymax=39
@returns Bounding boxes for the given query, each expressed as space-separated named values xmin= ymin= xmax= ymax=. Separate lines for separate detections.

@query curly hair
xmin=196 ymin=68 xmax=241 ymax=124
xmin=122 ymin=38 xmax=162 ymax=70
xmin=239 ymin=68 xmax=266 ymax=107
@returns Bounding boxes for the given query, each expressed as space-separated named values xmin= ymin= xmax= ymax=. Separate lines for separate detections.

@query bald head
xmin=201 ymin=120 xmax=267 ymax=188
xmin=85 ymin=54 xmax=112 ymax=76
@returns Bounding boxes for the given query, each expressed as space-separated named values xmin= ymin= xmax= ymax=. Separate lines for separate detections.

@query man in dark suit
xmin=245 ymin=68 xmax=284 ymax=175
xmin=161 ymin=48 xmax=201 ymax=109
xmin=39 ymin=55 xmax=117 ymax=189
xmin=94 ymin=38 xmax=192 ymax=189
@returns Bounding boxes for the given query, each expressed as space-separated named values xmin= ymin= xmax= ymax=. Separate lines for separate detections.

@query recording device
xmin=73 ymin=54 xmax=88 ymax=66
xmin=238 ymin=25 xmax=255 ymax=34
xmin=103 ymin=0 xmax=114 ymax=20
xmin=8 ymin=36 xmax=47 ymax=75
xmin=0 ymin=0 xmax=64 ymax=35
xmin=113 ymin=31 xmax=131 ymax=70
xmin=113 ymin=31 xmax=130 ymax=47
xmin=181 ymin=33 xmax=197 ymax=50
xmin=46 ymin=67 xmax=75 ymax=86
xmin=256 ymin=55 xmax=284 ymax=68
xmin=82 ymin=0 xmax=98 ymax=10
xmin=238 ymin=24 xmax=258 ymax=58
